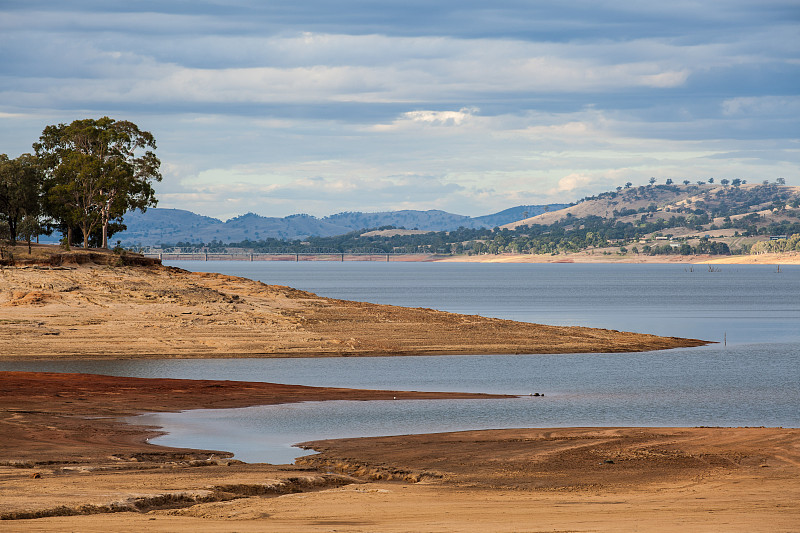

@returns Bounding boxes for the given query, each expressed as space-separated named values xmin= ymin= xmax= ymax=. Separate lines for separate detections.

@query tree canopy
xmin=34 ymin=117 xmax=161 ymax=248
xmin=0 ymin=153 xmax=42 ymax=245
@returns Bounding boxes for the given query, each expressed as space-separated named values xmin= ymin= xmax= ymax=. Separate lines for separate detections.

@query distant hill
xmin=501 ymin=182 xmax=800 ymax=232
xmin=472 ymin=205 xmax=558 ymax=227
xmin=114 ymin=204 xmax=566 ymax=246
xmin=117 ymin=182 xmax=800 ymax=257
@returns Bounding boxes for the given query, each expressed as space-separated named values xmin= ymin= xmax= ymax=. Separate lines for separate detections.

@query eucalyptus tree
xmin=34 ymin=117 xmax=161 ymax=248
xmin=0 ymin=153 xmax=42 ymax=245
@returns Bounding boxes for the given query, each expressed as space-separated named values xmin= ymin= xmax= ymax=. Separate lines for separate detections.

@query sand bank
xmin=436 ymin=251 xmax=800 ymax=264
xmin=0 ymin=371 xmax=509 ymax=463
xmin=0 ymin=258 xmax=705 ymax=359
xmin=1 ymin=371 xmax=798 ymax=532
xmin=698 ymin=251 xmax=800 ymax=265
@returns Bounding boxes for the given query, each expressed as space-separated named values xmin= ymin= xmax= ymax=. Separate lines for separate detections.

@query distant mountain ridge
xmin=115 ymin=204 xmax=567 ymax=246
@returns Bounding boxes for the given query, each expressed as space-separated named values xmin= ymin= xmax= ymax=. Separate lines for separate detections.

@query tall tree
xmin=0 ymin=153 xmax=42 ymax=245
xmin=34 ymin=117 xmax=161 ymax=248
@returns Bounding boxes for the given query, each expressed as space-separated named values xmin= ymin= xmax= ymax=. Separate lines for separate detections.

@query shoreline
xmin=1 ymin=370 xmax=798 ymax=531
xmin=0 ymin=260 xmax=707 ymax=360
xmin=434 ymin=251 xmax=800 ymax=264
xmin=2 ymin=248 xmax=795 ymax=530
xmin=154 ymin=251 xmax=800 ymax=265
xmin=0 ymin=371 xmax=512 ymax=464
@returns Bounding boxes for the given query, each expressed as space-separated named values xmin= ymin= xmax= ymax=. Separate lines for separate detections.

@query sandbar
xmin=0 ymin=251 xmax=706 ymax=359
xmin=0 ymin=371 xmax=797 ymax=532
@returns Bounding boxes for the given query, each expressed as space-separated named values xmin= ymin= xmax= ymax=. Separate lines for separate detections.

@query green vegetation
xmin=0 ymin=117 xmax=161 ymax=250
xmin=0 ymin=153 xmax=41 ymax=246
xmin=156 ymin=181 xmax=800 ymax=258
xmin=751 ymin=234 xmax=800 ymax=254
xmin=5 ymin=127 xmax=795 ymax=261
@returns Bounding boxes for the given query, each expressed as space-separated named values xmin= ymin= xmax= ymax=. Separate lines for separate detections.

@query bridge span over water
xmin=144 ymin=251 xmax=441 ymax=262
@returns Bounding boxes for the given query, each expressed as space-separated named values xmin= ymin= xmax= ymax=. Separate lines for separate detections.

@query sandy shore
xmin=1 ymin=249 xmax=794 ymax=531
xmin=0 ymin=255 xmax=705 ymax=359
xmin=1 ymin=371 xmax=797 ymax=531
xmin=698 ymin=252 xmax=800 ymax=265
xmin=0 ymin=371 xmax=510 ymax=464
xmin=436 ymin=251 xmax=800 ymax=264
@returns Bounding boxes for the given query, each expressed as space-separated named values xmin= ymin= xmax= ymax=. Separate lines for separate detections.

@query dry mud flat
xmin=0 ymin=257 xmax=705 ymax=358
xmin=0 ymin=371 xmax=511 ymax=463
xmin=1 ymin=372 xmax=798 ymax=532
xmin=2 ymin=417 xmax=798 ymax=531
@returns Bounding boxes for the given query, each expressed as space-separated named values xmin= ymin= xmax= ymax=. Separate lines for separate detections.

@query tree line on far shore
xmin=0 ymin=117 xmax=161 ymax=251
xmin=165 ymin=204 xmax=800 ymax=258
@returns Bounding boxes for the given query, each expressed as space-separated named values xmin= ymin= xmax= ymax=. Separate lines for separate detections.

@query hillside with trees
xmin=2 ymin=122 xmax=797 ymax=261
xmin=150 ymin=180 xmax=800 ymax=258
xmin=112 ymin=204 xmax=567 ymax=245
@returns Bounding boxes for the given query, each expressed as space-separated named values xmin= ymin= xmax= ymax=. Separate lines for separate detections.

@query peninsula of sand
xmin=0 ymin=246 xmax=703 ymax=359
xmin=2 ymin=246 xmax=798 ymax=532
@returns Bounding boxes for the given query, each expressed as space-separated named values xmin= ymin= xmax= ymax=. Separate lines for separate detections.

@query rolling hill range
xmin=114 ymin=204 xmax=567 ymax=246
xmin=502 ymin=182 xmax=800 ymax=233
xmin=112 ymin=181 xmax=800 ymax=257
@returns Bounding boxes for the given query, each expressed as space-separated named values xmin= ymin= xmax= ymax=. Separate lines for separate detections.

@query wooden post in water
xmin=295 ymin=253 xmax=299 ymax=262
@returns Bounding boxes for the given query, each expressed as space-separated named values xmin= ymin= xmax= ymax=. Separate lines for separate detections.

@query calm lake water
xmin=3 ymin=261 xmax=799 ymax=463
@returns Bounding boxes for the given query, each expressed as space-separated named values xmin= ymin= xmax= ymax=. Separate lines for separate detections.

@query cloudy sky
xmin=1 ymin=1 xmax=798 ymax=219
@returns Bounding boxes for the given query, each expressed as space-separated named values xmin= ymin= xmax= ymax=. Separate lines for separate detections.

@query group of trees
xmin=750 ymin=234 xmax=800 ymax=254
xmin=0 ymin=117 xmax=160 ymax=250
xmin=167 ymin=214 xmax=739 ymax=257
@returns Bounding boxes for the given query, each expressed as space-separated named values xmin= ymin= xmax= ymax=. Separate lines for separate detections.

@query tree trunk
xmin=82 ymin=225 xmax=90 ymax=249
xmin=65 ymin=226 xmax=72 ymax=251
xmin=8 ymin=218 xmax=17 ymax=246
xmin=100 ymin=197 xmax=112 ymax=249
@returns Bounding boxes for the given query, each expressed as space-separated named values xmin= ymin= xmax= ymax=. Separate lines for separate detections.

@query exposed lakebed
xmin=3 ymin=262 xmax=798 ymax=463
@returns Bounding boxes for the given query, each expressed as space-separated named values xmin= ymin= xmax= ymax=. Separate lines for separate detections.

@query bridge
xmin=142 ymin=248 xmax=438 ymax=262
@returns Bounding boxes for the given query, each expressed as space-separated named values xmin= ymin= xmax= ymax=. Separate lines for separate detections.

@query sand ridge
xmin=0 ymin=259 xmax=706 ymax=359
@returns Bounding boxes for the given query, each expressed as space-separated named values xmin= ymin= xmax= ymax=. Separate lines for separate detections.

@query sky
xmin=1 ymin=1 xmax=798 ymax=220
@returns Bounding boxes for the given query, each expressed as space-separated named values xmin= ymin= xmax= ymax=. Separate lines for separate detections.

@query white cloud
xmin=638 ymin=70 xmax=690 ymax=88
xmin=1 ymin=2 xmax=798 ymax=219
xmin=404 ymin=107 xmax=479 ymax=126
xmin=1 ymin=30 xmax=708 ymax=110
xmin=554 ymin=173 xmax=597 ymax=192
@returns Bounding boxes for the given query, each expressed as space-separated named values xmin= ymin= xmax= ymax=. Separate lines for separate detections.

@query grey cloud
xmin=7 ymin=1 xmax=797 ymax=41
xmin=1 ymin=0 xmax=798 ymax=219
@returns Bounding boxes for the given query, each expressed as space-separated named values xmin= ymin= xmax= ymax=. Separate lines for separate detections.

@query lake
xmin=3 ymin=261 xmax=798 ymax=463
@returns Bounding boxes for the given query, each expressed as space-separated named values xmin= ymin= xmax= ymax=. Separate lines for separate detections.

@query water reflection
xmin=4 ymin=263 xmax=798 ymax=463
